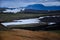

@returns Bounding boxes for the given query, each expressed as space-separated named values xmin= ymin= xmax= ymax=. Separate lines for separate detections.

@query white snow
xmin=3 ymin=9 xmax=20 ymax=13
xmin=48 ymin=22 xmax=56 ymax=25
xmin=39 ymin=17 xmax=45 ymax=19
xmin=13 ymin=18 xmax=39 ymax=22
xmin=1 ymin=18 xmax=40 ymax=27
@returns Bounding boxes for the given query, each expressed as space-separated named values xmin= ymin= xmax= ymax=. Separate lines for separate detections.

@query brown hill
xmin=0 ymin=29 xmax=60 ymax=40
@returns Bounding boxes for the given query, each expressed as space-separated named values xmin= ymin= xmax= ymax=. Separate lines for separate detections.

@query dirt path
xmin=0 ymin=29 xmax=60 ymax=40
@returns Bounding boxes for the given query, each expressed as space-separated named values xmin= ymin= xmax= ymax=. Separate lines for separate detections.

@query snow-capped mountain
xmin=0 ymin=4 xmax=60 ymax=13
xmin=0 ymin=7 xmax=25 ymax=13
xmin=3 ymin=8 xmax=20 ymax=13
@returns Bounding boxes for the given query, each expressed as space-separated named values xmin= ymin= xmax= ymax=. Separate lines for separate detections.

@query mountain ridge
xmin=25 ymin=4 xmax=60 ymax=10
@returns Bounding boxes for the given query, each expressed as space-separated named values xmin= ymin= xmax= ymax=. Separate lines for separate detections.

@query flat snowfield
xmin=0 ymin=29 xmax=60 ymax=40
xmin=1 ymin=18 xmax=40 ymax=26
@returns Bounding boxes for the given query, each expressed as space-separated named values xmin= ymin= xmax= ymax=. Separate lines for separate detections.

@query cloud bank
xmin=0 ymin=0 xmax=60 ymax=8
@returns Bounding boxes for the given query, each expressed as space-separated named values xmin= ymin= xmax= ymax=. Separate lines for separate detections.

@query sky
xmin=0 ymin=0 xmax=60 ymax=8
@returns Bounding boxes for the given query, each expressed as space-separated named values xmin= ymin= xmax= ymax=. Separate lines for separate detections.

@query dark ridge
xmin=40 ymin=16 xmax=60 ymax=22
xmin=10 ymin=23 xmax=60 ymax=31
xmin=0 ymin=23 xmax=8 ymax=31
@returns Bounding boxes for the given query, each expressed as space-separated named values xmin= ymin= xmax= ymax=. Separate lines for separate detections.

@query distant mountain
xmin=22 ymin=4 xmax=60 ymax=13
xmin=23 ymin=9 xmax=48 ymax=13
xmin=0 ymin=7 xmax=21 ymax=13
xmin=0 ymin=7 xmax=16 ymax=10
xmin=25 ymin=4 xmax=60 ymax=10
xmin=0 ymin=4 xmax=60 ymax=13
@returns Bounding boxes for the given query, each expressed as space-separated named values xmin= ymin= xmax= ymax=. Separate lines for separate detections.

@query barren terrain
xmin=0 ymin=29 xmax=60 ymax=40
xmin=0 ymin=13 xmax=60 ymax=40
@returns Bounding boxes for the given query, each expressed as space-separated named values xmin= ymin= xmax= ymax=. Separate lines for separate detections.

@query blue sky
xmin=0 ymin=0 xmax=60 ymax=8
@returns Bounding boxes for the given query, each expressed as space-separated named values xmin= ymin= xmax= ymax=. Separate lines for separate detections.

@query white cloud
xmin=41 ymin=2 xmax=60 ymax=6
xmin=0 ymin=0 xmax=60 ymax=8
